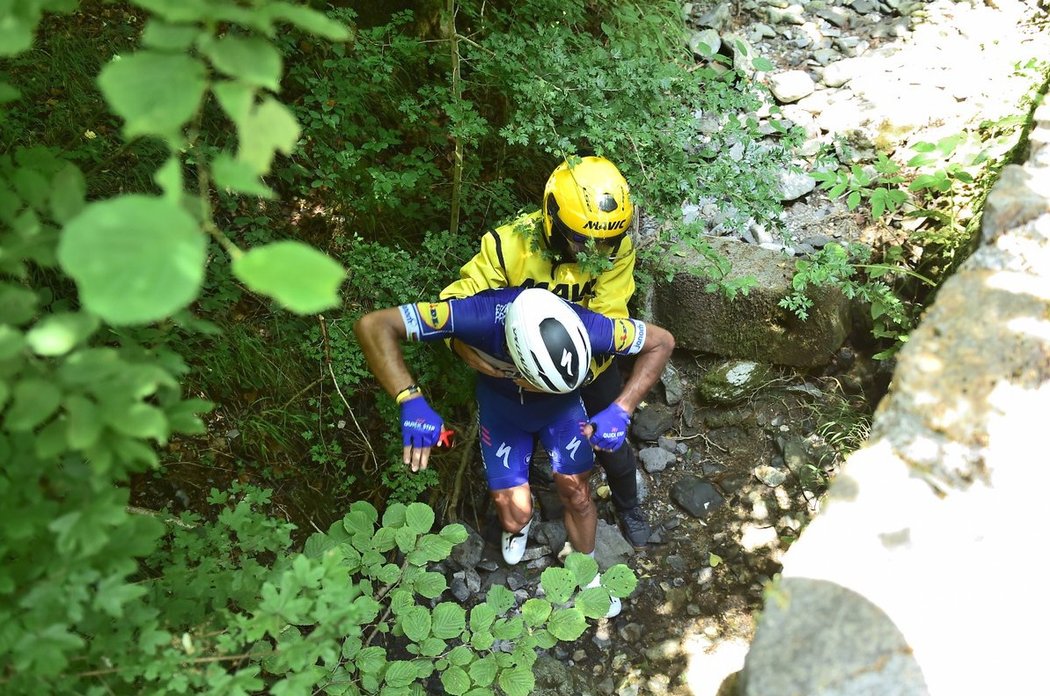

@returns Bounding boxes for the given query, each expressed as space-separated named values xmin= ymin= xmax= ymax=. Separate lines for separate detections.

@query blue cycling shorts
xmin=475 ymin=380 xmax=595 ymax=491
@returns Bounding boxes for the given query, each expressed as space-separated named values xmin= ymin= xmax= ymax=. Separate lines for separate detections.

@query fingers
xmin=403 ymin=442 xmax=433 ymax=472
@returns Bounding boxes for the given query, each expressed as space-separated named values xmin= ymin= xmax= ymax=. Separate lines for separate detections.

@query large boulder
xmin=650 ymin=237 xmax=850 ymax=367
xmin=738 ymin=100 xmax=1050 ymax=696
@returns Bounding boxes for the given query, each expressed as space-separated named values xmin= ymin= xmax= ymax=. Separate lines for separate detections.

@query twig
xmin=444 ymin=406 xmax=479 ymax=522
xmin=318 ymin=315 xmax=379 ymax=472
xmin=126 ymin=506 xmax=196 ymax=529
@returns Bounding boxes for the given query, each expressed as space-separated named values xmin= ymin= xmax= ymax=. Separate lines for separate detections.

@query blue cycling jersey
xmin=396 ymin=287 xmax=648 ymax=490
xmin=398 ymin=287 xmax=647 ymax=400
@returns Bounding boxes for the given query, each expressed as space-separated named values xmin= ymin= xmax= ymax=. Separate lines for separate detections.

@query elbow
xmin=653 ymin=324 xmax=675 ymax=356
xmin=354 ymin=312 xmax=376 ymax=343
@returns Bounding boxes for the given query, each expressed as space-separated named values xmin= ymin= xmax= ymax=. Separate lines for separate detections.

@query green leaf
xmin=303 ymin=532 xmax=339 ymax=559
xmin=213 ymin=80 xmax=255 ymax=128
xmin=601 ymin=564 xmax=637 ymax=597
xmin=98 ymin=51 xmax=207 ymax=138
xmin=263 ymin=3 xmax=351 ymax=40
xmin=446 ymin=646 xmax=472 ymax=667
xmin=405 ymin=502 xmax=434 ymax=534
xmin=132 ymin=0 xmax=210 ymax=23
xmin=382 ymin=503 xmax=407 ymax=528
xmin=563 ymin=552 xmax=598 ymax=587
xmin=497 ymin=666 xmax=535 ymax=696
xmin=491 ymin=616 xmax=523 ymax=640
xmin=343 ymin=502 xmax=378 ymax=534
xmin=94 ymin=574 xmax=148 ymax=617
xmin=430 ymin=603 xmax=466 ymax=640
xmin=154 ymin=157 xmax=183 ymax=200
xmin=574 ymin=587 xmax=611 ymax=620
xmin=0 ymin=81 xmax=21 ymax=103
xmin=0 ymin=14 xmax=33 ymax=57
xmin=384 ymin=660 xmax=416 ymax=687
xmin=521 ymin=598 xmax=552 ymax=627
xmin=469 ymin=603 xmax=495 ymax=632
xmin=546 ymin=608 xmax=587 ymax=641
xmin=413 ymin=571 xmax=446 ymax=599
xmin=106 ymin=403 xmax=169 ymax=441
xmin=35 ymin=417 xmax=68 ymax=458
xmin=58 ymin=196 xmax=206 ymax=325
xmin=400 ymin=606 xmax=431 ymax=643
xmin=468 ymin=656 xmax=497 ymax=687
xmin=212 ymin=153 xmax=274 ymax=198
xmin=204 ymin=35 xmax=282 ymax=91
xmin=469 ymin=629 xmax=494 ymax=651
xmin=5 ymin=378 xmax=62 ymax=431
xmin=14 ymin=167 xmax=49 ymax=211
xmin=395 ymin=527 xmax=419 ymax=555
xmin=26 ymin=312 xmax=98 ymax=356
xmin=439 ymin=523 xmax=468 ymax=545
xmin=238 ymin=97 xmax=300 ymax=174
xmin=751 ymin=56 xmax=775 ymax=72
xmin=440 ymin=666 xmax=470 ymax=696
xmin=539 ymin=566 xmax=575 ymax=604
xmin=50 ymin=164 xmax=86 ymax=224
xmin=0 ymin=284 xmax=37 ymax=324
xmin=414 ymin=534 xmax=452 ymax=563
xmin=0 ymin=325 xmax=26 ymax=360
xmin=484 ymin=585 xmax=515 ymax=614
xmin=356 ymin=646 xmax=386 ymax=674
xmin=846 ymin=190 xmax=861 ymax=210
xmin=141 ymin=21 xmax=202 ymax=50
xmin=232 ymin=241 xmax=345 ymax=314
xmin=418 ymin=637 xmax=445 ymax=657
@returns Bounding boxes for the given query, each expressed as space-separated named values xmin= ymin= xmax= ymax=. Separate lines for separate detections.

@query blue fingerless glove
xmin=588 ymin=403 xmax=631 ymax=451
xmin=401 ymin=397 xmax=443 ymax=449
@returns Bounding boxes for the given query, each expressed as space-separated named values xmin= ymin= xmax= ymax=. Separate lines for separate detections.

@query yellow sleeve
xmin=586 ymin=238 xmax=636 ymax=319
xmin=440 ymin=231 xmax=508 ymax=300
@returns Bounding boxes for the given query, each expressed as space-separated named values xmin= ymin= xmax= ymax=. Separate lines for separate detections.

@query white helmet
xmin=504 ymin=288 xmax=592 ymax=394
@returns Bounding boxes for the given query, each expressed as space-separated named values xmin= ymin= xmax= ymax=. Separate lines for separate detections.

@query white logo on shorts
xmin=496 ymin=443 xmax=512 ymax=469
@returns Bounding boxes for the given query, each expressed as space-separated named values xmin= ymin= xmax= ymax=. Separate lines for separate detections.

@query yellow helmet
xmin=542 ymin=157 xmax=633 ymax=256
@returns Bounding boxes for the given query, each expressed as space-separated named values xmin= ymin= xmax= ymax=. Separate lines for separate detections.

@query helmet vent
xmin=597 ymin=193 xmax=618 ymax=212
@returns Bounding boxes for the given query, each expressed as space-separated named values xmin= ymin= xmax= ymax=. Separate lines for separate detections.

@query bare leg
xmin=554 ymin=470 xmax=596 ymax=554
xmin=490 ymin=483 xmax=533 ymax=533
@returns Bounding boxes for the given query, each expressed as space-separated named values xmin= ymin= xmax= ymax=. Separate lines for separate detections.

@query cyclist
xmin=440 ymin=156 xmax=655 ymax=546
xmin=354 ymin=288 xmax=674 ymax=615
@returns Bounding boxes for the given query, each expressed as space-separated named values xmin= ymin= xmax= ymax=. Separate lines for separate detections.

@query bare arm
xmin=354 ymin=308 xmax=442 ymax=472
xmin=612 ymin=323 xmax=675 ymax=416
xmin=353 ymin=308 xmax=414 ymax=397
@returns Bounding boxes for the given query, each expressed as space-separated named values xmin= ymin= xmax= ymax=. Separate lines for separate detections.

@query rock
xmin=660 ymin=362 xmax=684 ymax=406
xmin=449 ymin=524 xmax=485 ymax=570
xmin=777 ymin=168 xmax=816 ymax=201
xmin=697 ymin=360 xmax=774 ymax=404
xmin=689 ymin=28 xmax=721 ymax=59
xmin=652 ymin=237 xmax=852 ymax=367
xmin=631 ymin=403 xmax=675 ymax=441
xmin=670 ymin=476 xmax=726 ymax=519
xmin=754 ymin=464 xmax=787 ymax=487
xmin=594 ymin=519 xmax=635 ymax=569
xmin=767 ymin=70 xmax=816 ymax=103
xmin=639 ymin=447 xmax=676 ymax=473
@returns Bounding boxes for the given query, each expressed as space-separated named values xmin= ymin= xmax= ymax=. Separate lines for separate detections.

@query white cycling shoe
xmin=501 ymin=520 xmax=532 ymax=565
xmin=587 ymin=574 xmax=622 ymax=619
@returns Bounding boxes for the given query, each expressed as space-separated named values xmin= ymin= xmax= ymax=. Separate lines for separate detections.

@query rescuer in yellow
xmin=440 ymin=156 xmax=652 ymax=546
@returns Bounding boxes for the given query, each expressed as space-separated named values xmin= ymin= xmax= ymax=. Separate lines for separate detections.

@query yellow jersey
xmin=440 ymin=210 xmax=637 ymax=380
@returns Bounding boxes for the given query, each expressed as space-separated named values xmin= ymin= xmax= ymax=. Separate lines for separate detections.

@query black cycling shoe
xmin=618 ymin=506 xmax=651 ymax=547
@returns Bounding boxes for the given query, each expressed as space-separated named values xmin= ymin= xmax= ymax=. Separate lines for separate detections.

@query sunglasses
xmin=550 ymin=213 xmax=625 ymax=249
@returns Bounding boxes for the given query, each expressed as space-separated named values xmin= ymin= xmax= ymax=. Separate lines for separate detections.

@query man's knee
xmin=554 ymin=472 xmax=594 ymax=512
